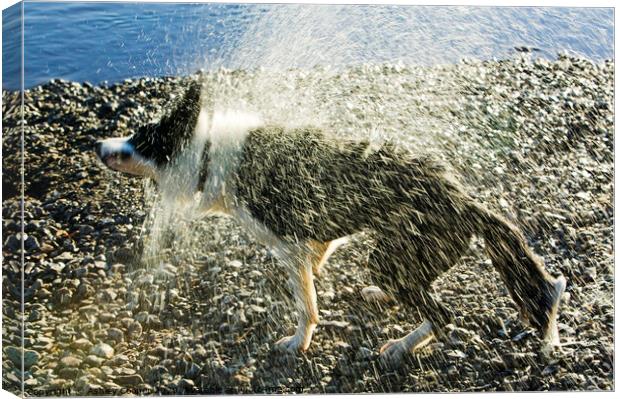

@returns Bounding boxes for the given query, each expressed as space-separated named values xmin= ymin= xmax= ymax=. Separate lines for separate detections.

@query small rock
xmin=147 ymin=365 xmax=168 ymax=383
xmin=4 ymin=234 xmax=22 ymax=252
xmin=23 ymin=377 xmax=39 ymax=388
xmin=118 ymin=366 xmax=137 ymax=375
xmin=4 ymin=346 xmax=39 ymax=369
xmin=107 ymin=328 xmax=124 ymax=344
xmin=115 ymin=373 xmax=144 ymax=386
xmin=60 ymin=356 xmax=82 ymax=368
xmin=24 ymin=235 xmax=40 ymax=251
xmin=74 ymin=283 xmax=94 ymax=300
xmin=583 ymin=267 xmax=597 ymax=282
xmin=48 ymin=378 xmax=72 ymax=390
xmin=148 ymin=345 xmax=171 ymax=358
xmin=58 ymin=367 xmax=80 ymax=379
xmin=102 ymin=381 xmax=123 ymax=391
xmin=78 ymin=224 xmax=95 ymax=236
xmin=90 ymin=343 xmax=114 ymax=359
xmin=99 ymin=312 xmax=116 ymax=323
xmin=356 ymin=346 xmax=374 ymax=360
xmin=55 ymin=252 xmax=74 ymax=262
xmin=126 ymin=320 xmax=143 ymax=339
xmin=101 ymin=288 xmax=118 ymax=302
xmin=184 ymin=362 xmax=202 ymax=379
xmin=447 ymin=364 xmax=459 ymax=379
xmin=446 ymin=349 xmax=468 ymax=359
xmin=83 ymin=355 xmax=106 ymax=367
xmin=178 ymin=378 xmax=196 ymax=391
xmin=71 ymin=338 xmax=93 ymax=351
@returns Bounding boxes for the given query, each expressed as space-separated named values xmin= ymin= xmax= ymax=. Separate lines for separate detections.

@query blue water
xmin=2 ymin=2 xmax=615 ymax=90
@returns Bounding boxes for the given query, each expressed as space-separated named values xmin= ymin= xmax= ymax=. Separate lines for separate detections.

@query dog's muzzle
xmin=94 ymin=136 xmax=158 ymax=178
xmin=95 ymin=138 xmax=133 ymax=168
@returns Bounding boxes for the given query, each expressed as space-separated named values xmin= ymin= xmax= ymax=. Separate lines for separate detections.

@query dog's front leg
xmin=274 ymin=246 xmax=319 ymax=352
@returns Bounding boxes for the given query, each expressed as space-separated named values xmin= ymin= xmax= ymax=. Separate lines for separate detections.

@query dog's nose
xmin=94 ymin=141 xmax=103 ymax=158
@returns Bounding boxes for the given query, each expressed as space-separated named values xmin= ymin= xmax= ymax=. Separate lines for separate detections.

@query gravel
xmin=2 ymin=53 xmax=613 ymax=395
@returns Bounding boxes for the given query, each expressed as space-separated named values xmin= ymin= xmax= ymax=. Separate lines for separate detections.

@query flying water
xmin=119 ymin=4 xmax=614 ymax=388
xmin=137 ymin=4 xmax=613 ymax=269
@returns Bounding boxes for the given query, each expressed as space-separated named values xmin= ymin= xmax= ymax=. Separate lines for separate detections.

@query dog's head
xmin=94 ymin=80 xmax=203 ymax=180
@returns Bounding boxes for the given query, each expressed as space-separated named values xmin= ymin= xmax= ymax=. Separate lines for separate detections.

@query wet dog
xmin=95 ymin=80 xmax=566 ymax=367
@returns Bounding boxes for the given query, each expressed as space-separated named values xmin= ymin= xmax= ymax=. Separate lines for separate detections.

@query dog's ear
xmin=177 ymin=79 xmax=203 ymax=116
xmin=127 ymin=79 xmax=205 ymax=167
xmin=156 ymin=79 xmax=203 ymax=156
xmin=165 ymin=79 xmax=203 ymax=131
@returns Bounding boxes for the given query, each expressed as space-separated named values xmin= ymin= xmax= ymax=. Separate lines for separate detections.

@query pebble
xmin=71 ymin=338 xmax=93 ymax=351
xmin=115 ymin=374 xmax=144 ymax=386
xmin=4 ymin=347 xmax=40 ymax=369
xmin=107 ymin=328 xmax=125 ymax=344
xmin=58 ymin=367 xmax=81 ymax=379
xmin=60 ymin=356 xmax=82 ymax=368
xmin=90 ymin=343 xmax=115 ymax=359
xmin=83 ymin=355 xmax=106 ymax=367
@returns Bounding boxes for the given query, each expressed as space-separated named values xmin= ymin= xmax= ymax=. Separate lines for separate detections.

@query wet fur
xmin=233 ymin=126 xmax=561 ymax=339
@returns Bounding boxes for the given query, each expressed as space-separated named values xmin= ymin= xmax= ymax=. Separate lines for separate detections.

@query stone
xmin=60 ymin=356 xmax=82 ymax=368
xmin=115 ymin=373 xmax=144 ymax=386
xmin=4 ymin=346 xmax=40 ymax=369
xmin=71 ymin=338 xmax=93 ymax=351
xmin=107 ymin=328 xmax=124 ymax=344
xmin=58 ymin=367 xmax=80 ymax=379
xmin=83 ymin=355 xmax=106 ymax=367
xmin=90 ymin=343 xmax=114 ymax=359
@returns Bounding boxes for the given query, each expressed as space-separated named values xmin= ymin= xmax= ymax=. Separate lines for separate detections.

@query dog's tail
xmin=468 ymin=202 xmax=566 ymax=345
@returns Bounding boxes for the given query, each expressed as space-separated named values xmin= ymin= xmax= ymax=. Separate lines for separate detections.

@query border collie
xmin=95 ymin=79 xmax=566 ymax=367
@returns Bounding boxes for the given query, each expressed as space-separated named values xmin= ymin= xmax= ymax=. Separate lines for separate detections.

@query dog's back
xmin=234 ymin=126 xmax=471 ymax=239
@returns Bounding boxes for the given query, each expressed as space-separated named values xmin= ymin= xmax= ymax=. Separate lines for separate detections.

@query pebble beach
xmin=1 ymin=54 xmax=614 ymax=395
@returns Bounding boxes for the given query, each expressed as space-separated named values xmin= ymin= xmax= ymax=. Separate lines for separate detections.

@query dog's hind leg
xmin=361 ymin=285 xmax=392 ymax=303
xmin=273 ymin=243 xmax=321 ymax=352
xmin=377 ymin=288 xmax=454 ymax=368
xmin=379 ymin=319 xmax=435 ymax=367
xmin=309 ymin=236 xmax=350 ymax=277
xmin=367 ymin=232 xmax=468 ymax=368
xmin=309 ymin=237 xmax=392 ymax=302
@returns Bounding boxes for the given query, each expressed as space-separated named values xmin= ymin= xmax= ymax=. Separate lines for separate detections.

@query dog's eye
xmin=119 ymin=149 xmax=133 ymax=160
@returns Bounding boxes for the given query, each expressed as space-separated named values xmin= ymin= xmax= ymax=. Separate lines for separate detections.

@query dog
xmin=95 ymin=79 xmax=566 ymax=367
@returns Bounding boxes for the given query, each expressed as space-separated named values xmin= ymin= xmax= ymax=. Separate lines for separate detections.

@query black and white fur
xmin=95 ymin=80 xmax=566 ymax=367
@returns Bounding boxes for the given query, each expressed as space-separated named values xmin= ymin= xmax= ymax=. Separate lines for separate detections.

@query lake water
xmin=2 ymin=2 xmax=614 ymax=90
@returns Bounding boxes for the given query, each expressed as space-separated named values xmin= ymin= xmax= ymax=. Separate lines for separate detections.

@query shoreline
xmin=3 ymin=51 xmax=615 ymax=94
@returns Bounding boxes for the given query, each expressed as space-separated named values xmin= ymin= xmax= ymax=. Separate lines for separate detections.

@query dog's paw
xmin=361 ymin=286 xmax=391 ymax=303
xmin=378 ymin=338 xmax=408 ymax=369
xmin=274 ymin=334 xmax=308 ymax=352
